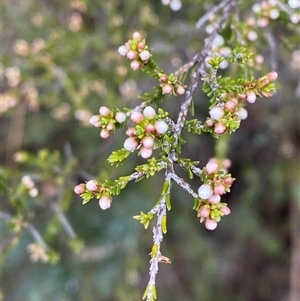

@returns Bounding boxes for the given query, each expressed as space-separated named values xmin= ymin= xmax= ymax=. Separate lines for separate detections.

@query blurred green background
xmin=1 ymin=0 xmax=299 ymax=301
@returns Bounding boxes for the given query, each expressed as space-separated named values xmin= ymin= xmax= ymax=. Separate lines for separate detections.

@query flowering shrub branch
xmin=74 ymin=0 xmax=279 ymax=299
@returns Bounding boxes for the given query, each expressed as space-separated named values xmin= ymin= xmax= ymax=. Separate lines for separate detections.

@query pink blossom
xmin=154 ymin=120 xmax=168 ymax=134
xmin=100 ymin=129 xmax=110 ymax=139
xmin=162 ymin=84 xmax=173 ymax=94
xmin=208 ymin=194 xmax=221 ymax=204
xmin=74 ymin=183 xmax=86 ymax=195
xmin=198 ymin=184 xmax=214 ymax=199
xmin=127 ymin=50 xmax=138 ymax=60
xmin=220 ymin=206 xmax=231 ymax=216
xmin=139 ymin=50 xmax=151 ymax=61
xmin=99 ymin=106 xmax=111 ymax=117
xmin=205 ymin=218 xmax=218 ymax=230
xmin=246 ymin=91 xmax=256 ymax=103
xmin=118 ymin=45 xmax=128 ymax=56
xmin=141 ymin=136 xmax=155 ymax=149
xmin=143 ymin=106 xmax=156 ymax=119
xmin=86 ymin=180 xmax=99 ymax=192
xmin=140 ymin=146 xmax=153 ymax=159
xmin=214 ymin=122 xmax=226 ymax=134
xmin=205 ymin=161 xmax=219 ymax=174
xmin=99 ymin=195 xmax=112 ymax=210
xmin=214 ymin=184 xmax=226 ymax=195
xmin=130 ymin=60 xmax=142 ymax=70
xmin=115 ymin=112 xmax=126 ymax=123
xmin=124 ymin=137 xmax=139 ymax=151
xmin=131 ymin=111 xmax=144 ymax=124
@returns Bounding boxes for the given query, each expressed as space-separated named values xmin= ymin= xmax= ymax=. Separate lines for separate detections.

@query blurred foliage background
xmin=1 ymin=0 xmax=299 ymax=301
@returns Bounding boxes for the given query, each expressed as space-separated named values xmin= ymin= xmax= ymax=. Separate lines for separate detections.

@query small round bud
xmin=267 ymin=71 xmax=278 ymax=82
xmin=99 ymin=195 xmax=112 ymax=210
xmin=100 ymin=129 xmax=110 ymax=139
xmin=127 ymin=50 xmax=138 ymax=60
xmin=162 ymin=83 xmax=173 ymax=94
xmin=86 ymin=180 xmax=99 ymax=192
xmin=214 ymin=184 xmax=226 ymax=195
xmin=198 ymin=184 xmax=214 ymax=199
xmin=143 ymin=106 xmax=156 ymax=119
xmin=246 ymin=91 xmax=256 ymax=103
xmin=224 ymin=176 xmax=234 ymax=186
xmin=224 ymin=101 xmax=236 ymax=112
xmin=214 ymin=122 xmax=226 ymax=134
xmin=115 ymin=112 xmax=126 ymax=123
xmin=199 ymin=206 xmax=210 ymax=218
xmin=209 ymin=106 xmax=224 ymax=120
xmin=89 ymin=115 xmax=100 ymax=126
xmin=139 ymin=50 xmax=151 ymax=61
xmin=175 ymin=85 xmax=185 ymax=95
xmin=205 ymin=119 xmax=214 ymax=127
xmin=154 ymin=120 xmax=168 ymax=135
xmin=140 ymin=146 xmax=153 ymax=159
xmin=118 ymin=45 xmax=128 ymax=56
xmin=223 ymin=159 xmax=232 ymax=169
xmin=125 ymin=127 xmax=135 ymax=137
xmin=124 ymin=137 xmax=139 ymax=151
xmin=137 ymin=41 xmax=145 ymax=51
xmin=208 ymin=194 xmax=221 ymax=204
xmin=141 ymin=136 xmax=155 ymax=149
xmin=145 ymin=123 xmax=155 ymax=134
xmin=205 ymin=219 xmax=218 ymax=230
xmin=99 ymin=106 xmax=111 ymax=117
xmin=237 ymin=107 xmax=248 ymax=120
xmin=205 ymin=161 xmax=219 ymax=174
xmin=130 ymin=60 xmax=142 ymax=70
xmin=131 ymin=111 xmax=144 ymax=124
xmin=106 ymin=122 xmax=115 ymax=131
xmin=29 ymin=188 xmax=38 ymax=198
xmin=132 ymin=32 xmax=142 ymax=41
xmin=74 ymin=183 xmax=86 ymax=194
xmin=220 ymin=206 xmax=231 ymax=216
xmin=160 ymin=74 xmax=168 ymax=83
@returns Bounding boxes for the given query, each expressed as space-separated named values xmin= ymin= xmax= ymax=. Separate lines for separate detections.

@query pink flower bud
xmin=154 ymin=120 xmax=168 ymax=135
xmin=99 ymin=195 xmax=112 ymax=210
xmin=209 ymin=106 xmax=224 ymax=120
xmin=261 ymin=78 xmax=270 ymax=87
xmin=99 ymin=106 xmax=111 ymax=117
xmin=208 ymin=194 xmax=221 ymax=204
xmin=198 ymin=184 xmax=214 ymax=199
xmin=246 ymin=91 xmax=256 ymax=103
xmin=74 ymin=183 xmax=86 ymax=194
xmin=160 ymin=74 xmax=168 ymax=83
xmin=86 ymin=180 xmax=99 ymax=192
xmin=140 ymin=146 xmax=153 ymax=159
xmin=224 ymin=176 xmax=234 ymax=186
xmin=100 ymin=129 xmax=110 ymax=139
xmin=205 ymin=119 xmax=214 ymax=127
xmin=220 ymin=206 xmax=231 ymax=215
xmin=141 ymin=136 xmax=155 ymax=149
xmin=127 ymin=50 xmax=138 ymax=60
xmin=176 ymin=85 xmax=185 ymax=95
xmin=139 ymin=50 xmax=151 ymax=61
xmin=137 ymin=41 xmax=145 ymax=51
xmin=223 ymin=159 xmax=232 ymax=169
xmin=267 ymin=71 xmax=278 ymax=81
xmin=214 ymin=184 xmax=226 ymax=195
xmin=205 ymin=161 xmax=219 ymax=174
xmin=89 ymin=115 xmax=100 ymax=126
xmin=205 ymin=218 xmax=218 ymax=230
xmin=162 ymin=83 xmax=173 ymax=94
xmin=130 ymin=60 xmax=142 ymax=70
xmin=132 ymin=32 xmax=142 ymax=41
xmin=118 ymin=45 xmax=128 ymax=56
xmin=131 ymin=111 xmax=144 ymax=124
xmin=143 ymin=106 xmax=156 ymax=119
xmin=106 ymin=122 xmax=115 ymax=131
xmin=124 ymin=137 xmax=139 ymax=151
xmin=125 ymin=127 xmax=135 ymax=137
xmin=200 ymin=206 xmax=210 ymax=218
xmin=237 ymin=108 xmax=248 ymax=120
xmin=115 ymin=112 xmax=126 ymax=123
xmin=214 ymin=122 xmax=226 ymax=134
xmin=145 ymin=123 xmax=155 ymax=134
xmin=224 ymin=100 xmax=236 ymax=112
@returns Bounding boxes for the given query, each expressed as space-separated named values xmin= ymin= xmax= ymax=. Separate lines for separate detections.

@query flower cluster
xmin=21 ymin=175 xmax=38 ymax=198
xmin=124 ymin=106 xmax=169 ymax=159
xmin=197 ymin=159 xmax=234 ymax=230
xmin=89 ymin=106 xmax=127 ymax=139
xmin=159 ymin=73 xmax=186 ymax=96
xmin=27 ymin=243 xmax=49 ymax=263
xmin=204 ymin=71 xmax=278 ymax=135
xmin=118 ymin=32 xmax=152 ymax=71
xmin=74 ymin=180 xmax=112 ymax=210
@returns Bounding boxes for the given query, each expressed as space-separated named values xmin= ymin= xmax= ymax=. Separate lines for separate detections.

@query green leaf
xmin=107 ymin=149 xmax=131 ymax=166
